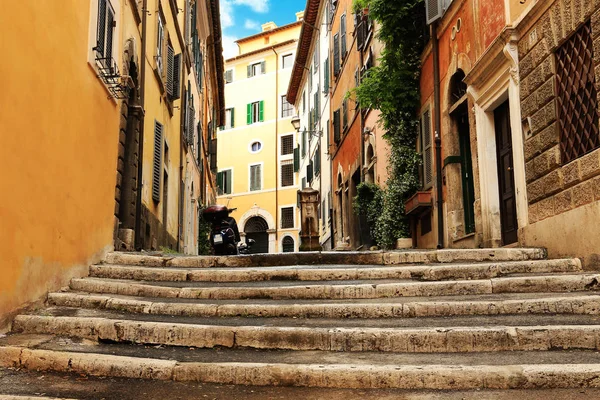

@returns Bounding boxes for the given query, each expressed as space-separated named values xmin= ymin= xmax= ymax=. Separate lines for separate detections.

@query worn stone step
xmin=48 ymin=291 xmax=600 ymax=319
xmin=68 ymin=273 xmax=600 ymax=300
xmin=104 ymin=248 xmax=547 ymax=268
xmin=89 ymin=259 xmax=581 ymax=283
xmin=5 ymin=368 xmax=600 ymax=400
xmin=2 ymin=334 xmax=600 ymax=389
xmin=11 ymin=311 xmax=600 ymax=353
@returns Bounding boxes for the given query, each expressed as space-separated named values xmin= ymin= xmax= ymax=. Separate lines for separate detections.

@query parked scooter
xmin=202 ymin=205 xmax=241 ymax=255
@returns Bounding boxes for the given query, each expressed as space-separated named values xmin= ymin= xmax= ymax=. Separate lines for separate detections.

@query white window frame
xmin=251 ymin=101 xmax=261 ymax=123
xmin=282 ymin=53 xmax=294 ymax=69
xmin=224 ymin=108 xmax=234 ymax=130
xmin=248 ymin=139 xmax=263 ymax=154
xmin=280 ymin=160 xmax=296 ymax=188
xmin=281 ymin=95 xmax=294 ymax=118
xmin=279 ymin=132 xmax=295 ymax=161
xmin=248 ymin=162 xmax=264 ymax=192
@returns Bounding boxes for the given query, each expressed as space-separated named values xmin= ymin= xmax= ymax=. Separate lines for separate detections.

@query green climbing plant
xmin=351 ymin=0 xmax=427 ymax=249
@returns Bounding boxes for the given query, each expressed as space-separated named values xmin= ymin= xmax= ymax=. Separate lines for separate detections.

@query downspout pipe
xmin=135 ymin=0 xmax=148 ymax=250
xmin=272 ymin=47 xmax=280 ymax=244
xmin=432 ymin=21 xmax=444 ymax=249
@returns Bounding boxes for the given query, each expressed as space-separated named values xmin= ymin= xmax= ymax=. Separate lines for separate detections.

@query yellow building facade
xmin=0 ymin=0 xmax=223 ymax=328
xmin=217 ymin=17 xmax=302 ymax=253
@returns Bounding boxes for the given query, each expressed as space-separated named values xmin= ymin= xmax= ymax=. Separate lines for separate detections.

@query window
xmin=282 ymin=54 xmax=294 ymax=69
xmin=225 ymin=69 xmax=233 ymax=84
xmin=247 ymin=101 xmax=264 ymax=124
xmin=281 ymin=161 xmax=294 ymax=187
xmin=333 ymin=109 xmax=341 ymax=143
xmin=94 ymin=0 xmax=116 ymax=66
xmin=157 ymin=13 xmax=165 ymax=73
xmin=333 ymin=33 xmax=340 ymax=76
xmin=249 ymin=164 xmax=262 ymax=191
xmin=282 ymin=236 xmax=295 ymax=252
xmin=324 ymin=57 xmax=330 ymax=95
xmin=281 ymin=134 xmax=294 ymax=155
xmin=342 ymin=98 xmax=348 ymax=129
xmin=166 ymin=48 xmax=182 ymax=101
xmin=281 ymin=207 xmax=294 ymax=229
xmin=555 ymin=21 xmax=600 ymax=163
xmin=224 ymin=108 xmax=234 ymax=129
xmin=420 ymin=109 xmax=433 ymax=189
xmin=281 ymin=96 xmax=294 ymax=118
xmin=250 ymin=141 xmax=262 ymax=153
xmin=248 ymin=61 xmax=266 ymax=77
xmin=217 ymin=169 xmax=232 ymax=195
xmin=313 ymin=40 xmax=320 ymax=71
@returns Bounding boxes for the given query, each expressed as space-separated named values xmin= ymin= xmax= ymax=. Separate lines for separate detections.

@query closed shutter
xmin=210 ymin=138 xmax=218 ymax=171
xmin=197 ymin=121 xmax=203 ymax=167
xmin=422 ymin=110 xmax=433 ymax=188
xmin=302 ymin=130 xmax=307 ymax=157
xmin=355 ymin=13 xmax=363 ymax=50
xmin=230 ymin=108 xmax=235 ymax=128
xmin=341 ymin=15 xmax=347 ymax=58
xmin=247 ymin=103 xmax=252 ymax=124
xmin=324 ymin=57 xmax=329 ymax=93
xmin=314 ymin=87 xmax=320 ymax=121
xmin=182 ymin=88 xmax=188 ymax=143
xmin=250 ymin=165 xmax=261 ymax=191
xmin=307 ymin=161 xmax=314 ymax=183
xmin=96 ymin=0 xmax=107 ymax=56
xmin=185 ymin=0 xmax=191 ymax=45
xmin=166 ymin=45 xmax=175 ymax=97
xmin=247 ymin=65 xmax=252 ymax=78
xmin=259 ymin=101 xmax=264 ymax=122
xmin=333 ymin=110 xmax=341 ymax=143
xmin=225 ymin=170 xmax=232 ymax=194
xmin=225 ymin=70 xmax=233 ymax=83
xmin=188 ymin=103 xmax=195 ymax=146
xmin=172 ymin=53 xmax=182 ymax=100
xmin=333 ymin=34 xmax=340 ymax=76
xmin=315 ymin=145 xmax=321 ymax=175
xmin=342 ymin=99 xmax=348 ymax=128
xmin=261 ymin=61 xmax=266 ymax=74
xmin=152 ymin=121 xmax=163 ymax=202
xmin=293 ymin=147 xmax=300 ymax=172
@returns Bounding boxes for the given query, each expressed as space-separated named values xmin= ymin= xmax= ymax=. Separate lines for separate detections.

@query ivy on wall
xmin=352 ymin=0 xmax=427 ymax=249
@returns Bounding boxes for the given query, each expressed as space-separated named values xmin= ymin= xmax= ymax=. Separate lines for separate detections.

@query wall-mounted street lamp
xmin=291 ymin=115 xmax=322 ymax=137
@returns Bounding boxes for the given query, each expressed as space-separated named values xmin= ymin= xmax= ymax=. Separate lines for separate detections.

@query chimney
xmin=296 ymin=11 xmax=305 ymax=21
xmin=261 ymin=22 xmax=277 ymax=32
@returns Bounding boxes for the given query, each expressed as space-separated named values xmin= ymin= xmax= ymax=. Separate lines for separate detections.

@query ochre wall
xmin=0 ymin=1 xmax=120 ymax=327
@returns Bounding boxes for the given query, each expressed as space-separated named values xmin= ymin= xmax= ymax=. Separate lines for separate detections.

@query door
xmin=457 ymin=106 xmax=476 ymax=235
xmin=244 ymin=216 xmax=269 ymax=254
xmin=494 ymin=101 xmax=518 ymax=245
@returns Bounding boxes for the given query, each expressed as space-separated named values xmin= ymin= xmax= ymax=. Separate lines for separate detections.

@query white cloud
xmin=233 ymin=0 xmax=269 ymax=13
xmin=220 ymin=0 xmax=234 ymax=29
xmin=222 ymin=34 xmax=240 ymax=59
xmin=244 ymin=19 xmax=260 ymax=30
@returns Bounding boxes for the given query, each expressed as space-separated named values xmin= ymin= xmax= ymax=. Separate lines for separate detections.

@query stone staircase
xmin=3 ymin=248 xmax=600 ymax=392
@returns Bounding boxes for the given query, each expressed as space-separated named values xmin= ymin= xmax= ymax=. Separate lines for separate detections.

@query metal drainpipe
xmin=272 ymin=47 xmax=280 ymax=245
xmin=177 ymin=29 xmax=189 ymax=254
xmin=432 ymin=21 xmax=444 ymax=249
xmin=134 ymin=0 xmax=148 ymax=250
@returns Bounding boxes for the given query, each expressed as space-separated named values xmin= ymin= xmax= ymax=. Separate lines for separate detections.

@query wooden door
xmin=494 ymin=101 xmax=519 ymax=245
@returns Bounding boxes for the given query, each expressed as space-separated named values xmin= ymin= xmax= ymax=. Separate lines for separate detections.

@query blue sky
xmin=220 ymin=0 xmax=307 ymax=59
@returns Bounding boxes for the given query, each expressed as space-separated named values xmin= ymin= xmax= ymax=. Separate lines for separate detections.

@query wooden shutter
xmin=230 ymin=108 xmax=235 ymax=128
xmin=324 ymin=57 xmax=329 ymax=93
xmin=259 ymin=101 xmax=264 ymax=122
xmin=342 ymin=99 xmax=348 ymax=128
xmin=188 ymin=102 xmax=195 ymax=146
xmin=225 ymin=70 xmax=232 ymax=83
xmin=172 ymin=53 xmax=182 ymax=100
xmin=422 ymin=110 xmax=433 ymax=188
xmin=302 ymin=130 xmax=307 ymax=157
xmin=261 ymin=61 xmax=266 ymax=74
xmin=96 ymin=0 xmax=107 ymax=56
xmin=209 ymin=138 xmax=217 ymax=171
xmin=250 ymin=165 xmax=261 ymax=191
xmin=225 ymin=170 xmax=232 ymax=194
xmin=307 ymin=161 xmax=314 ymax=183
xmin=293 ymin=147 xmax=300 ymax=172
xmin=247 ymin=64 xmax=252 ymax=78
xmin=166 ymin=45 xmax=175 ymax=97
xmin=315 ymin=145 xmax=321 ymax=175
xmin=152 ymin=121 xmax=163 ymax=202
xmin=333 ymin=34 xmax=340 ymax=76
xmin=341 ymin=15 xmax=347 ymax=58
xmin=247 ymin=103 xmax=252 ymax=124
xmin=334 ymin=110 xmax=341 ymax=143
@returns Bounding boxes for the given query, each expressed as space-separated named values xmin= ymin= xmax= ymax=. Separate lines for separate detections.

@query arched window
xmin=244 ymin=216 xmax=269 ymax=233
xmin=449 ymin=69 xmax=467 ymax=106
xmin=282 ymin=236 xmax=295 ymax=252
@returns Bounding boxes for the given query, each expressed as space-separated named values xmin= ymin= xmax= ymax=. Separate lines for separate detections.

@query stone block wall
xmin=519 ymin=0 xmax=600 ymax=226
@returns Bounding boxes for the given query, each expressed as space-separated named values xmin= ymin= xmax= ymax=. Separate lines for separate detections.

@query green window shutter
xmin=324 ymin=58 xmax=329 ymax=93
xmin=96 ymin=0 xmax=107 ymax=56
xmin=261 ymin=61 xmax=266 ymax=74
xmin=333 ymin=34 xmax=340 ymax=76
xmin=217 ymin=171 xmax=224 ymax=193
xmin=231 ymin=108 xmax=235 ymax=128
xmin=334 ymin=110 xmax=341 ymax=143
xmin=307 ymin=161 xmax=313 ymax=183
xmin=302 ymin=130 xmax=307 ymax=157
xmin=247 ymin=103 xmax=252 ymax=125
xmin=315 ymin=145 xmax=321 ymax=175
xmin=247 ymin=64 xmax=252 ymax=78
xmin=225 ymin=170 xmax=232 ymax=194
xmin=293 ymin=148 xmax=300 ymax=172
xmin=341 ymin=14 xmax=347 ymax=57
xmin=259 ymin=101 xmax=264 ymax=122
xmin=152 ymin=121 xmax=163 ymax=202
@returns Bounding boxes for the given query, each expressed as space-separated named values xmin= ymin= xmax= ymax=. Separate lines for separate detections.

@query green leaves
xmin=352 ymin=0 xmax=426 ymax=248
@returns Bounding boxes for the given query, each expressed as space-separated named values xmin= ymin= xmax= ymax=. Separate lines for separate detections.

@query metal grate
xmin=281 ymin=161 xmax=294 ymax=187
xmin=281 ymin=134 xmax=294 ymax=155
xmin=555 ymin=21 xmax=600 ymax=164
xmin=282 ymin=236 xmax=295 ymax=252
xmin=281 ymin=207 xmax=294 ymax=229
